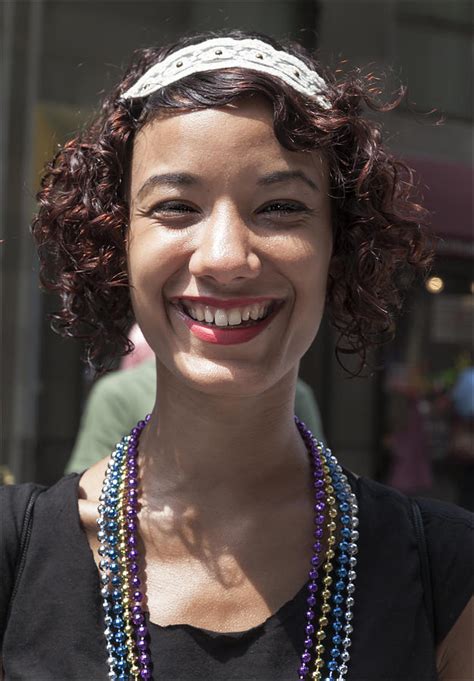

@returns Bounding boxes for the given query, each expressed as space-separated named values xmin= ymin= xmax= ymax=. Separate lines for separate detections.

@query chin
xmin=167 ymin=352 xmax=284 ymax=398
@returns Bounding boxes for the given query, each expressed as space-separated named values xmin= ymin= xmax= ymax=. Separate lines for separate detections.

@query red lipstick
xmin=171 ymin=300 xmax=282 ymax=345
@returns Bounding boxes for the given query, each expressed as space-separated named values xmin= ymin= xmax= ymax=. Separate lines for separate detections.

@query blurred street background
xmin=1 ymin=0 xmax=473 ymax=509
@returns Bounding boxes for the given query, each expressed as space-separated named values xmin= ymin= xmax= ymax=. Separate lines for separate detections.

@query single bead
xmin=132 ymin=612 xmax=144 ymax=625
xmin=137 ymin=623 xmax=148 ymax=638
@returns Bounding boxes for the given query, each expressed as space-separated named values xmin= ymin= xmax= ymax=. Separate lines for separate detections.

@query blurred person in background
xmin=449 ymin=354 xmax=474 ymax=511
xmin=66 ymin=323 xmax=325 ymax=473
xmin=1 ymin=29 xmax=472 ymax=681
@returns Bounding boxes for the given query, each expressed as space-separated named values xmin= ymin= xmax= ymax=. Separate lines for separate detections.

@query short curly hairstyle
xmin=32 ymin=28 xmax=433 ymax=374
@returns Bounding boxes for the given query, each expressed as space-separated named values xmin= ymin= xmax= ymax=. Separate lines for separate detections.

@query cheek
xmin=276 ymin=230 xmax=332 ymax=295
xmin=127 ymin=227 xmax=183 ymax=296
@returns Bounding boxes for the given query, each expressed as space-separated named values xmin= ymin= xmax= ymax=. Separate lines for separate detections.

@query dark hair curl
xmin=32 ymin=29 xmax=433 ymax=374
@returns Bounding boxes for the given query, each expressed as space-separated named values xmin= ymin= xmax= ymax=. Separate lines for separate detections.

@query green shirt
xmin=65 ymin=359 xmax=325 ymax=473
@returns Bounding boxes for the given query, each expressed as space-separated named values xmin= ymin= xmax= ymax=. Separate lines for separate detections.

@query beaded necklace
xmin=97 ymin=416 xmax=359 ymax=681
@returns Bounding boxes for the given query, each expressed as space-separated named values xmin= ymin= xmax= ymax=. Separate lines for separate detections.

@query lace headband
xmin=120 ymin=37 xmax=330 ymax=109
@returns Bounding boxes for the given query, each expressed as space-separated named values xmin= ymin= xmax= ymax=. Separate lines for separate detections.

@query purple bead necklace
xmin=97 ymin=416 xmax=358 ymax=680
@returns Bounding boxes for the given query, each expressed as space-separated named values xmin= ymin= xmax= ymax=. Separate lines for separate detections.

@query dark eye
xmin=260 ymin=201 xmax=308 ymax=215
xmin=148 ymin=201 xmax=197 ymax=215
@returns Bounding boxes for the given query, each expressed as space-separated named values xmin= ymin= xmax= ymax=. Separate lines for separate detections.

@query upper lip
xmin=169 ymin=296 xmax=282 ymax=310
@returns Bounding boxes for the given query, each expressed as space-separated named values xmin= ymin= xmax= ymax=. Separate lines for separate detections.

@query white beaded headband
xmin=120 ymin=37 xmax=330 ymax=109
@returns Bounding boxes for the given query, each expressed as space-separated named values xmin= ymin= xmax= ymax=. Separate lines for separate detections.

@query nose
xmin=188 ymin=205 xmax=261 ymax=285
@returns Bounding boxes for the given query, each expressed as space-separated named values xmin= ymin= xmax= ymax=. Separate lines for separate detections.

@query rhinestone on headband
xmin=120 ymin=37 xmax=330 ymax=108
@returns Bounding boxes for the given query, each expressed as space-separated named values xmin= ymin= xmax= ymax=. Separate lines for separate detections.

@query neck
xmin=138 ymin=361 xmax=311 ymax=512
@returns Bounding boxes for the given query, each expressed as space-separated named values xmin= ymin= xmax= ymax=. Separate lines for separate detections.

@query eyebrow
xmin=136 ymin=172 xmax=199 ymax=202
xmin=135 ymin=168 xmax=319 ymax=203
xmin=257 ymin=170 xmax=319 ymax=191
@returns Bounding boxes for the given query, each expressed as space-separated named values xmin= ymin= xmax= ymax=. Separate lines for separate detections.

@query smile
xmin=170 ymin=297 xmax=284 ymax=344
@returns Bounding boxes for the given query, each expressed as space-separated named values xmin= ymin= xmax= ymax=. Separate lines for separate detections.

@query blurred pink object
xmin=387 ymin=398 xmax=433 ymax=494
xmin=120 ymin=324 xmax=155 ymax=370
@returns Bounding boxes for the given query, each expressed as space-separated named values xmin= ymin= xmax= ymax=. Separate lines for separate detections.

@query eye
xmin=146 ymin=201 xmax=197 ymax=215
xmin=259 ymin=201 xmax=309 ymax=216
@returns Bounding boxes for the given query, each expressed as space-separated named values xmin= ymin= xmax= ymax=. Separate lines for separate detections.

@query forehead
xmin=129 ymin=98 xmax=327 ymax=192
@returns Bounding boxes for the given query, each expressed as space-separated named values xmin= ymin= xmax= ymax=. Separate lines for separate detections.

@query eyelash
xmin=143 ymin=200 xmax=309 ymax=218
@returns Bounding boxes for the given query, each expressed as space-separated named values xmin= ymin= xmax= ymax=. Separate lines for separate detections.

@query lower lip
xmin=173 ymin=305 xmax=280 ymax=345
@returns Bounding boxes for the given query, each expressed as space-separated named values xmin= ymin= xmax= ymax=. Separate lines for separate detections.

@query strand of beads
xmin=98 ymin=416 xmax=152 ymax=681
xmin=98 ymin=416 xmax=357 ymax=681
xmin=311 ymin=456 xmax=338 ymax=678
xmin=319 ymin=449 xmax=358 ymax=681
xmin=98 ymin=436 xmax=130 ymax=679
xmin=117 ymin=433 xmax=140 ymax=679
xmin=297 ymin=421 xmax=329 ymax=679
xmin=326 ymin=454 xmax=358 ymax=681
xmin=126 ymin=420 xmax=152 ymax=680
xmin=295 ymin=418 xmax=358 ymax=681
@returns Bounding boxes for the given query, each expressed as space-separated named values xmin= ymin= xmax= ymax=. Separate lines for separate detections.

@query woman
xmin=1 ymin=30 xmax=472 ymax=681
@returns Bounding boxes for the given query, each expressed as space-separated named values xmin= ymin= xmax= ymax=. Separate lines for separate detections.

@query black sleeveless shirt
xmin=1 ymin=471 xmax=473 ymax=680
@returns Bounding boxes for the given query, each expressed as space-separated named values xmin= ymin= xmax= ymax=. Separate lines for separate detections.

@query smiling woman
xmin=1 ymin=28 xmax=472 ymax=681
xmin=126 ymin=100 xmax=332 ymax=393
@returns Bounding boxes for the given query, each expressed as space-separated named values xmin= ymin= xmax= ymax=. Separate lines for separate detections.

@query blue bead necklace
xmin=97 ymin=416 xmax=359 ymax=680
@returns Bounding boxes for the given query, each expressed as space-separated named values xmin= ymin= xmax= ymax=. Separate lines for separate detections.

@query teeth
xmin=182 ymin=301 xmax=273 ymax=326
xmin=228 ymin=309 xmax=242 ymax=326
xmin=194 ymin=305 xmax=205 ymax=322
xmin=250 ymin=304 xmax=260 ymax=320
xmin=214 ymin=309 xmax=228 ymax=327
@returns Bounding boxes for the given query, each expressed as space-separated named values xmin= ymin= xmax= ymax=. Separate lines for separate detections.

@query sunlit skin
xmin=77 ymin=98 xmax=334 ymax=632
xmin=98 ymin=96 xmax=333 ymax=629
xmin=126 ymin=97 xmax=333 ymax=509
xmin=72 ymin=98 xmax=474 ymax=667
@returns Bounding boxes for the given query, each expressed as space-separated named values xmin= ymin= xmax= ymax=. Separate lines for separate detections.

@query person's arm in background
xmin=66 ymin=369 xmax=323 ymax=474
xmin=295 ymin=378 xmax=325 ymax=443
xmin=64 ymin=376 xmax=131 ymax=473
xmin=64 ymin=359 xmax=156 ymax=473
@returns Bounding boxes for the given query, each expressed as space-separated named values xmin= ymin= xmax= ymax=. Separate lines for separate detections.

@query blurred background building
xmin=1 ymin=0 xmax=473 ymax=507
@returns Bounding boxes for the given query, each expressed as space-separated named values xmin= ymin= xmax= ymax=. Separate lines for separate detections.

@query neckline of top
xmin=67 ymin=466 xmax=359 ymax=638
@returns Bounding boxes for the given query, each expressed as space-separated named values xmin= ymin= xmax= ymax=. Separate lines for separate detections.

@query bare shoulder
xmin=437 ymin=596 xmax=474 ymax=680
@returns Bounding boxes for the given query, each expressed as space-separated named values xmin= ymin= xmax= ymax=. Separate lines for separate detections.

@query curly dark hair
xmin=32 ymin=29 xmax=433 ymax=374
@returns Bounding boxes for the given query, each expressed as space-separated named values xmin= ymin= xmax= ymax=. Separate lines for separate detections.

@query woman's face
xmin=127 ymin=96 xmax=332 ymax=396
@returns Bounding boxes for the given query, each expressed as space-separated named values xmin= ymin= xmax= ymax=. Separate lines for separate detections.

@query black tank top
xmin=1 ymin=471 xmax=473 ymax=680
